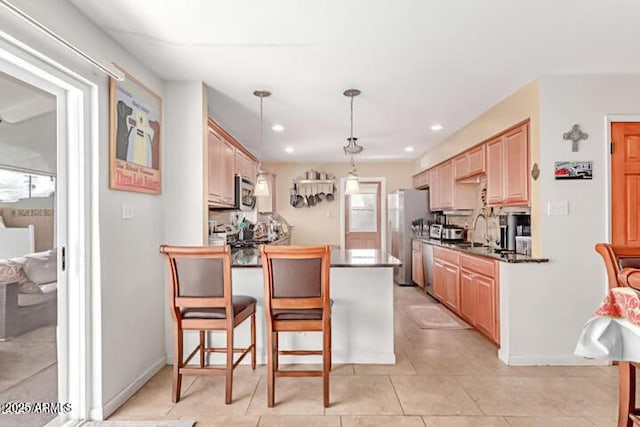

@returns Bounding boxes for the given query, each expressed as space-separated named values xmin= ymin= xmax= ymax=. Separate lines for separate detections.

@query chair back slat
xmin=271 ymin=258 xmax=322 ymax=298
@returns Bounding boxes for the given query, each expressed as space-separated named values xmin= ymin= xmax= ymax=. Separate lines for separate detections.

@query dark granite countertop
xmin=413 ymin=237 xmax=549 ymax=263
xmin=231 ymin=248 xmax=402 ymax=268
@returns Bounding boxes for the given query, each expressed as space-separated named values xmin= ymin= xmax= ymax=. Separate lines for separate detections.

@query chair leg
xmin=172 ymin=326 xmax=183 ymax=403
xmin=266 ymin=328 xmax=275 ymax=407
xmin=251 ymin=313 xmax=256 ymax=370
xmin=199 ymin=330 xmax=205 ymax=368
xmin=225 ymin=327 xmax=234 ymax=404
xmin=619 ymin=362 xmax=636 ymax=427
xmin=327 ymin=322 xmax=332 ymax=371
xmin=274 ymin=331 xmax=279 ymax=372
xmin=323 ymin=327 xmax=331 ymax=408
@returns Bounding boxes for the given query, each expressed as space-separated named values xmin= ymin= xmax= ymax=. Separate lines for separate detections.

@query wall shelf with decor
xmin=293 ymin=179 xmax=336 ymax=185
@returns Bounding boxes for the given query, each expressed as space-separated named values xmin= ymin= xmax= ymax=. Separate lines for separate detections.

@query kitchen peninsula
xmin=175 ymin=248 xmax=401 ymax=366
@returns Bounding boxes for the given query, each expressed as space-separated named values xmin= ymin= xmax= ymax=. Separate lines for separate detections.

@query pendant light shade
xmin=254 ymin=90 xmax=271 ymax=197
xmin=345 ymin=169 xmax=360 ymax=195
xmin=254 ymin=173 xmax=269 ymax=196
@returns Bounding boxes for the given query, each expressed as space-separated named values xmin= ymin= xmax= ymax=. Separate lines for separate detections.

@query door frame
xmin=339 ymin=177 xmax=387 ymax=251
xmin=0 ymin=30 xmax=98 ymax=424
xmin=605 ymin=115 xmax=640 ymax=243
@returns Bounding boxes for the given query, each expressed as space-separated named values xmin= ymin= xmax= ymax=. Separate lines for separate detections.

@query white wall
xmin=0 ymin=0 xmax=166 ymax=417
xmin=507 ymin=75 xmax=640 ymax=364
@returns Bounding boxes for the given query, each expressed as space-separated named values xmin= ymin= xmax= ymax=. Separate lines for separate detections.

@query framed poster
xmin=554 ymin=161 xmax=593 ymax=180
xmin=109 ymin=69 xmax=162 ymax=194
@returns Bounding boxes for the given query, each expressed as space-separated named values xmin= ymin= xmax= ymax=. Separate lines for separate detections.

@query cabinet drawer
xmin=433 ymin=247 xmax=459 ymax=265
xmin=460 ymin=253 xmax=495 ymax=277
xmin=412 ymin=240 xmax=423 ymax=252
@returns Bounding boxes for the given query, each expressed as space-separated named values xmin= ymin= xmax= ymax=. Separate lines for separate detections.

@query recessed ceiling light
xmin=285 ymin=147 xmax=294 ymax=153
xmin=404 ymin=146 xmax=415 ymax=152
xmin=430 ymin=123 xmax=443 ymax=131
xmin=272 ymin=124 xmax=284 ymax=132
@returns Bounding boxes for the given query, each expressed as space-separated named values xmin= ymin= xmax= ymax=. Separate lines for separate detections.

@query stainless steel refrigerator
xmin=388 ymin=189 xmax=432 ymax=285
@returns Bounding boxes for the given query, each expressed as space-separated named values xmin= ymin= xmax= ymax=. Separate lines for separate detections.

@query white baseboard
xmin=92 ymin=356 xmax=167 ymax=420
xmin=501 ymin=353 xmax=611 ymax=366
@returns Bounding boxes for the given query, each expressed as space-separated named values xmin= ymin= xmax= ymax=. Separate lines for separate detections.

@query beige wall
xmin=413 ymin=80 xmax=541 ymax=255
xmin=264 ymin=161 xmax=412 ymax=246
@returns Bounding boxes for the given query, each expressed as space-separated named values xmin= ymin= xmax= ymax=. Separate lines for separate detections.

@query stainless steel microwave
xmin=235 ymin=176 xmax=256 ymax=211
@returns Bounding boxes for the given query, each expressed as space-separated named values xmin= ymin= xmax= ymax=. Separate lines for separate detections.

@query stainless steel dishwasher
xmin=422 ymin=242 xmax=434 ymax=297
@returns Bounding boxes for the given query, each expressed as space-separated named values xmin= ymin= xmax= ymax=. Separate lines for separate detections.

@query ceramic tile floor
xmin=110 ymin=286 xmax=620 ymax=427
xmin=0 ymin=325 xmax=57 ymax=427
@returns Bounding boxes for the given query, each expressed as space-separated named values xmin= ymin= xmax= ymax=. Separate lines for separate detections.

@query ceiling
xmin=71 ymin=0 xmax=640 ymax=162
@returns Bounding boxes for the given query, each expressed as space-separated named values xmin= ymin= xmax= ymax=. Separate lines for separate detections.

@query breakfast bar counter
xmin=173 ymin=248 xmax=402 ymax=366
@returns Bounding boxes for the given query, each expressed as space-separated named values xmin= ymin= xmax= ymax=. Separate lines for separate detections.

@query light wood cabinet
xmin=486 ymin=123 xmax=529 ymax=206
xmin=412 ymin=171 xmax=429 ymax=189
xmin=429 ymin=168 xmax=440 ymax=210
xmin=454 ymin=155 xmax=468 ymax=180
xmin=433 ymin=258 xmax=446 ymax=301
xmin=438 ymin=161 xmax=454 ymax=209
xmin=444 ymin=262 xmax=460 ymax=311
xmin=235 ymin=150 xmax=254 ymax=179
xmin=411 ymin=240 xmax=425 ymax=288
xmin=207 ymin=128 xmax=235 ymax=207
xmin=467 ymin=145 xmax=486 ymax=177
xmin=459 ymin=269 xmax=475 ymax=323
xmin=459 ymin=253 xmax=499 ymax=344
xmin=433 ymin=248 xmax=499 ymax=344
xmin=256 ymin=172 xmax=277 ymax=213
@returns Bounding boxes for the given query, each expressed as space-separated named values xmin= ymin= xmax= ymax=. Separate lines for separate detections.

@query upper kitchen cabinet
xmin=455 ymin=144 xmax=486 ymax=180
xmin=486 ymin=121 xmax=529 ymax=206
xmin=412 ymin=170 xmax=429 ymax=189
xmin=256 ymin=172 xmax=277 ymax=213
xmin=429 ymin=160 xmax=476 ymax=211
xmin=207 ymin=127 xmax=235 ymax=207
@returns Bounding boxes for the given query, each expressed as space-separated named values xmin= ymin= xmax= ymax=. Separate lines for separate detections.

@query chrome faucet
xmin=471 ymin=213 xmax=489 ymax=246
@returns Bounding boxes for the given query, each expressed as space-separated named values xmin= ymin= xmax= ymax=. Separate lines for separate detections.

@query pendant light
xmin=343 ymin=89 xmax=362 ymax=195
xmin=253 ymin=90 xmax=271 ymax=197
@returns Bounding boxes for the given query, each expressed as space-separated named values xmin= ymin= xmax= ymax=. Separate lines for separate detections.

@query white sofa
xmin=0 ymin=249 xmax=57 ymax=341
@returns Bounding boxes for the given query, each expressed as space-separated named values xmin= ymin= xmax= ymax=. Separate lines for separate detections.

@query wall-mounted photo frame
xmin=554 ymin=161 xmax=593 ymax=180
xmin=109 ymin=69 xmax=162 ymax=194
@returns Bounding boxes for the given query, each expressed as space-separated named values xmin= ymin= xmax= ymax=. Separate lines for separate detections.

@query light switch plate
xmin=547 ymin=200 xmax=569 ymax=216
xmin=121 ymin=203 xmax=134 ymax=219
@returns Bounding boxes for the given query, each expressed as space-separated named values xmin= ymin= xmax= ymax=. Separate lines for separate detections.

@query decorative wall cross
xmin=563 ymin=124 xmax=588 ymax=152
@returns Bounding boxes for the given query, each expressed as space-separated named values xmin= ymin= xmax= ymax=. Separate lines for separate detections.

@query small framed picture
xmin=554 ymin=161 xmax=592 ymax=180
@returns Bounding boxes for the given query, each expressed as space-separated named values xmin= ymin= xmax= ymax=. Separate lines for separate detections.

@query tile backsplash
xmin=444 ymin=178 xmax=530 ymax=246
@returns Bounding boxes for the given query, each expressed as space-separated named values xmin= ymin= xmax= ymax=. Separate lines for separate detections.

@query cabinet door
xmin=486 ymin=138 xmax=504 ymax=204
xmin=429 ymin=168 xmax=440 ymax=210
xmin=221 ymin=139 xmax=236 ymax=205
xmin=444 ymin=262 xmax=460 ymax=312
xmin=459 ymin=268 xmax=475 ymax=323
xmin=433 ymin=259 xmax=446 ymax=302
xmin=475 ymin=274 xmax=497 ymax=342
xmin=454 ymin=155 xmax=468 ymax=180
xmin=207 ymin=130 xmax=223 ymax=202
xmin=467 ymin=145 xmax=486 ymax=176
xmin=504 ymin=124 xmax=529 ymax=204
xmin=412 ymin=249 xmax=425 ymax=288
xmin=438 ymin=161 xmax=454 ymax=209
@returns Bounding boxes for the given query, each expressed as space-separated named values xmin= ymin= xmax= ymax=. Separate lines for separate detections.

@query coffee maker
xmin=499 ymin=213 xmax=531 ymax=252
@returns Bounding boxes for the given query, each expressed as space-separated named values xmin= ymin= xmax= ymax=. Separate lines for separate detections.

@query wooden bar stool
xmin=160 ymin=245 xmax=256 ymax=404
xmin=260 ymin=245 xmax=332 ymax=408
xmin=595 ymin=243 xmax=640 ymax=427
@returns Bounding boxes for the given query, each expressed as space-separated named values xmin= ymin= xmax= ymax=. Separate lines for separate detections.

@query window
xmin=0 ymin=168 xmax=55 ymax=202
xmin=348 ymin=183 xmax=379 ymax=232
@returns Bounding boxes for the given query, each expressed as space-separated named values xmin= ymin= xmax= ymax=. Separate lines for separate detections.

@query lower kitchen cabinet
xmin=433 ymin=247 xmax=500 ymax=345
xmin=411 ymin=240 xmax=425 ymax=288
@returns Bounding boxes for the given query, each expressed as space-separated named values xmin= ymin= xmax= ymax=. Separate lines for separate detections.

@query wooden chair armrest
xmin=618 ymin=268 xmax=640 ymax=290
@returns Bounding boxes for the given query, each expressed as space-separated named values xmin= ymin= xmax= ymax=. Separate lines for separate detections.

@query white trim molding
xmin=339 ymin=176 xmax=387 ymax=251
